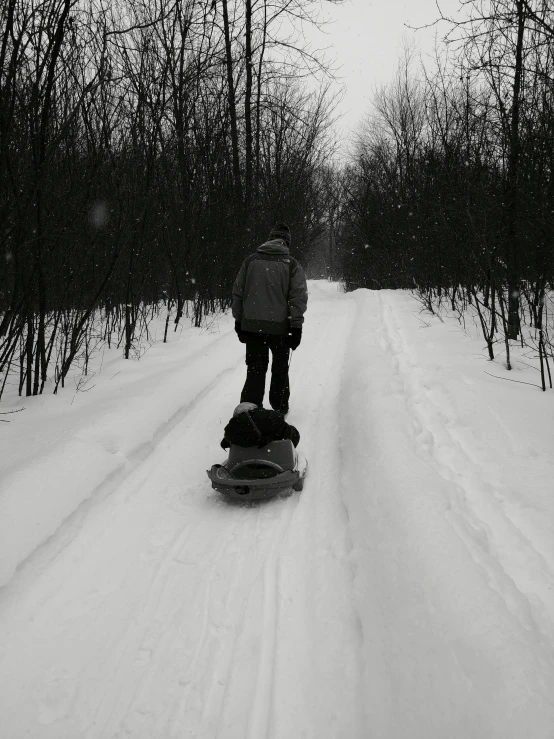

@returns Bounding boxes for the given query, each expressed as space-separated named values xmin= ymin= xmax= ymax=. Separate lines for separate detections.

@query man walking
xmin=232 ymin=223 xmax=308 ymax=415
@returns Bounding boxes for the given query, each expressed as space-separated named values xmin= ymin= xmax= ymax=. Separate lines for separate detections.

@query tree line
xmin=0 ymin=0 xmax=339 ymax=398
xmin=338 ymin=0 xmax=554 ymax=388
xmin=7 ymin=0 xmax=551 ymax=400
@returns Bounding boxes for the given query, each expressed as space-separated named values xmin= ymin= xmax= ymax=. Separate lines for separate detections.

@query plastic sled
xmin=207 ymin=439 xmax=307 ymax=501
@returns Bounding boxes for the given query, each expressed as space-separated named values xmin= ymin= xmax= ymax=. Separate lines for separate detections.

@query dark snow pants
xmin=240 ymin=333 xmax=290 ymax=413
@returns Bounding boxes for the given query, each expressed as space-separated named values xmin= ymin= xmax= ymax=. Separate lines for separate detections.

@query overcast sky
xmin=304 ymin=0 xmax=464 ymax=146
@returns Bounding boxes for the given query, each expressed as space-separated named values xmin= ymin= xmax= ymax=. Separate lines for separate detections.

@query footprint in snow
xmin=37 ymin=671 xmax=76 ymax=725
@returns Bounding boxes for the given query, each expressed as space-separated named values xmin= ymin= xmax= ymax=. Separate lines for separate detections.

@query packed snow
xmin=1 ymin=281 xmax=554 ymax=738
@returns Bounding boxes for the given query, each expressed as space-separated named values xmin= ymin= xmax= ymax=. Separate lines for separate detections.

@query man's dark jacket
xmin=232 ymin=240 xmax=308 ymax=335
xmin=221 ymin=408 xmax=300 ymax=449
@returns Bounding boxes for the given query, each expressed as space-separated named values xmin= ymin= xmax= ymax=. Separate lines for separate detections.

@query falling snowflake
xmin=89 ymin=202 xmax=109 ymax=229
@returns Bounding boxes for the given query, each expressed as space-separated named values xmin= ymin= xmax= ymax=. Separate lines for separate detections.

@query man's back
xmin=232 ymin=236 xmax=307 ymax=335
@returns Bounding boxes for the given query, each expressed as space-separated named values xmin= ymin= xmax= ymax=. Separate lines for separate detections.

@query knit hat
xmin=233 ymin=402 xmax=258 ymax=417
xmin=269 ymin=223 xmax=291 ymax=246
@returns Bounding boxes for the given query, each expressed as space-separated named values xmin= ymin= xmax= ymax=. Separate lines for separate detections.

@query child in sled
xmin=208 ymin=402 xmax=306 ymax=499
xmin=221 ymin=402 xmax=300 ymax=450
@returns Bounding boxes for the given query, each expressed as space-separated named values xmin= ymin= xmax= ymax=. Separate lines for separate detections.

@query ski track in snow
xmin=1 ymin=282 xmax=554 ymax=738
xmin=378 ymin=292 xmax=554 ymax=652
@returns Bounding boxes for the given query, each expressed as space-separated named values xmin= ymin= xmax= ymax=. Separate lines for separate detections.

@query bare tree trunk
xmin=505 ymin=0 xmax=526 ymax=340
xmin=244 ymin=0 xmax=253 ymax=215
xmin=221 ymin=0 xmax=243 ymax=206
xmin=254 ymin=0 xmax=268 ymax=190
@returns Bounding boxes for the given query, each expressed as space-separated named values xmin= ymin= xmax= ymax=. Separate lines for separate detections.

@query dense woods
xmin=338 ymin=0 xmax=554 ymax=388
xmin=0 ymin=0 xmax=338 ymax=398
xmin=4 ymin=0 xmax=554 ymax=399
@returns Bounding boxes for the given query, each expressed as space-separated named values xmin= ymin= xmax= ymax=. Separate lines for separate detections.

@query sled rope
xmin=245 ymin=410 xmax=263 ymax=442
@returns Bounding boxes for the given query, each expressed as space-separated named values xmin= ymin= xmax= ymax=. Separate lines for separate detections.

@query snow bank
xmin=0 ymin=313 xmax=238 ymax=587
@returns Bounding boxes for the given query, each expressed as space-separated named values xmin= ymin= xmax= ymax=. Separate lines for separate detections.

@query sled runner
xmin=207 ymin=439 xmax=307 ymax=501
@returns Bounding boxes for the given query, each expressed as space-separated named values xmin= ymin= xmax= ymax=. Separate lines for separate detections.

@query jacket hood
xmin=224 ymin=408 xmax=287 ymax=448
xmin=225 ymin=411 xmax=262 ymax=446
xmin=257 ymin=239 xmax=290 ymax=256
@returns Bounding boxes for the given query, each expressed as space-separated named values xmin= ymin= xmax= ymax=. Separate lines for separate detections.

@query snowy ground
xmin=1 ymin=281 xmax=554 ymax=739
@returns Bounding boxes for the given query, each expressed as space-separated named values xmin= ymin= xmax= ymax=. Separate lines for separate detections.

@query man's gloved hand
xmin=287 ymin=327 xmax=302 ymax=350
xmin=235 ymin=320 xmax=246 ymax=343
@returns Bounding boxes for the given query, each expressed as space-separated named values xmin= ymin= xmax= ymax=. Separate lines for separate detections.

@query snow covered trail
xmin=1 ymin=282 xmax=554 ymax=738
xmin=0 ymin=282 xmax=364 ymax=739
